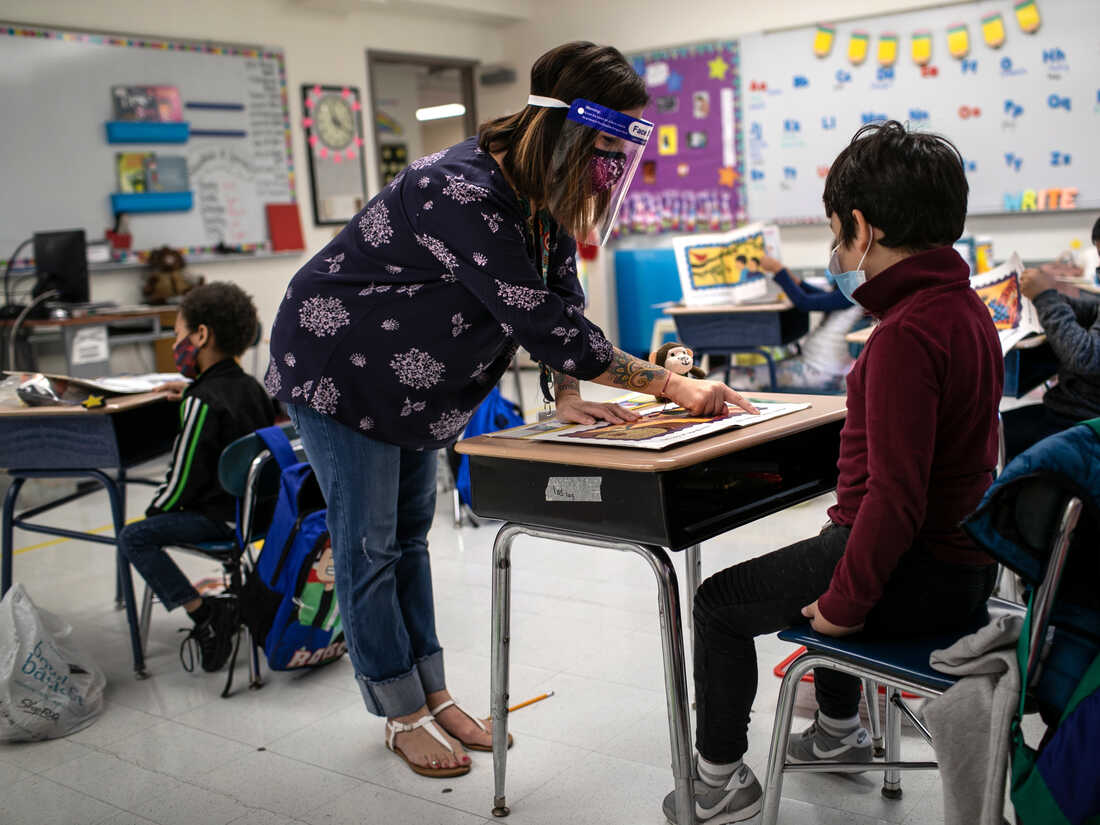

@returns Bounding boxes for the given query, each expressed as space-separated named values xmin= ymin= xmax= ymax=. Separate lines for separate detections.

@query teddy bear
xmin=651 ymin=341 xmax=706 ymax=402
xmin=142 ymin=246 xmax=204 ymax=304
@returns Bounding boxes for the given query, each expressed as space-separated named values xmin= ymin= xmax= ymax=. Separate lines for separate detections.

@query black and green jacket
xmin=148 ymin=359 xmax=276 ymax=523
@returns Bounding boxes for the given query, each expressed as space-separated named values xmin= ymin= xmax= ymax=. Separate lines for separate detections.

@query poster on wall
xmin=672 ymin=222 xmax=780 ymax=306
xmin=617 ymin=41 xmax=746 ymax=237
xmin=739 ymin=0 xmax=1098 ymax=223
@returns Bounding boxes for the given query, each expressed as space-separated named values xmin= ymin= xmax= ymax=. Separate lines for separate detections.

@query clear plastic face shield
xmin=528 ymin=95 xmax=653 ymax=246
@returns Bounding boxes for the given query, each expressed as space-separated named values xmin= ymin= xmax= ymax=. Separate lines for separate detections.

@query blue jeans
xmin=287 ymin=403 xmax=444 ymax=717
xmin=117 ymin=512 xmax=236 ymax=610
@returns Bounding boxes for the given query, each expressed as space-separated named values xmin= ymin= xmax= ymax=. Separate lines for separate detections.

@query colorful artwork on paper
xmin=672 ymin=222 xmax=780 ymax=305
xmin=974 ymin=272 xmax=1022 ymax=330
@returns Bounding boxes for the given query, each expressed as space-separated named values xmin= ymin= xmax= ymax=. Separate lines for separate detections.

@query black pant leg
xmin=693 ymin=525 xmax=850 ymax=762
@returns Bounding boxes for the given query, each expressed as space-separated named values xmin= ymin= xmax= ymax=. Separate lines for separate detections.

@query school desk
xmin=664 ymin=299 xmax=808 ymax=390
xmin=844 ymin=326 xmax=1055 ymax=398
xmin=0 ymin=307 xmax=175 ymax=377
xmin=455 ymin=392 xmax=847 ymax=825
xmin=0 ymin=391 xmax=178 ymax=677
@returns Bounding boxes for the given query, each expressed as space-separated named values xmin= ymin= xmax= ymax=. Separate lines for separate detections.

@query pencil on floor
xmin=509 ymin=691 xmax=554 ymax=712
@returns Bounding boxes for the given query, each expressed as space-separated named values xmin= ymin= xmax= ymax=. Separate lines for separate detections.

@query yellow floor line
xmin=14 ymin=516 xmax=144 ymax=556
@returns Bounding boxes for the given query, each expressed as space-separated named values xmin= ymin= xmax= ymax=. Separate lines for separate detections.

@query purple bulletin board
xmin=616 ymin=41 xmax=746 ymax=237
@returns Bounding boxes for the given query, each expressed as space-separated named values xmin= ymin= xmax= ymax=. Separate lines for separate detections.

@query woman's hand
xmin=555 ymin=394 xmax=641 ymax=425
xmin=663 ymin=374 xmax=759 ymax=417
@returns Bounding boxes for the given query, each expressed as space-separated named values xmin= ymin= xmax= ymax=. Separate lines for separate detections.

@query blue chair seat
xmin=778 ymin=598 xmax=1025 ymax=694
xmin=173 ymin=539 xmax=238 ymax=561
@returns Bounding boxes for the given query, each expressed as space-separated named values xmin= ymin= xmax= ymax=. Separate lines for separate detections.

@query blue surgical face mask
xmin=827 ymin=236 xmax=873 ymax=306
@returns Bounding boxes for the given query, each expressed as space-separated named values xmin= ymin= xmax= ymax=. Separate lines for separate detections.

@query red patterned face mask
xmin=173 ymin=336 xmax=200 ymax=378
xmin=590 ymin=149 xmax=628 ymax=192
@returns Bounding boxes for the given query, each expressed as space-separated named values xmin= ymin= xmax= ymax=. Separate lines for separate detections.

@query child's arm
xmin=147 ymin=395 xmax=221 ymax=515
xmin=1033 ymin=291 xmax=1100 ymax=376
xmin=814 ymin=322 xmax=941 ymax=630
xmin=760 ymin=256 xmax=852 ymax=312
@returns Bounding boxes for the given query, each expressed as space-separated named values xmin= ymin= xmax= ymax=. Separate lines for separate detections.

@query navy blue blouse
xmin=267 ymin=138 xmax=614 ymax=449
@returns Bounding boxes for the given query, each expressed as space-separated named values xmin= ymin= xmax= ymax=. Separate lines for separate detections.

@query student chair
xmin=137 ymin=421 xmax=303 ymax=694
xmin=758 ymin=494 xmax=1081 ymax=825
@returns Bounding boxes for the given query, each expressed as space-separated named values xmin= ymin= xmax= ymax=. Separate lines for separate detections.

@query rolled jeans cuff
xmin=356 ymin=649 xmax=445 ymax=717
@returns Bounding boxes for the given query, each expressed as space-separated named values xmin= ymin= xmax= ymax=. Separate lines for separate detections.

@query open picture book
xmin=970 ymin=252 xmax=1043 ymax=355
xmin=487 ymin=394 xmax=810 ymax=450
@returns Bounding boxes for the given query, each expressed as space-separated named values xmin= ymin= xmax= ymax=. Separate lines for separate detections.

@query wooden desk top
xmin=844 ymin=324 xmax=1048 ymax=351
xmin=664 ymin=298 xmax=792 ymax=315
xmin=0 ymin=391 xmax=168 ymax=417
xmin=0 ymin=307 xmax=169 ymax=328
xmin=456 ymin=392 xmax=846 ymax=472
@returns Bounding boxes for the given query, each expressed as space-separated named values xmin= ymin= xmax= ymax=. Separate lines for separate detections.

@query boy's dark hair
xmin=750 ymin=257 xmax=760 ymax=264
xmin=735 ymin=255 xmax=748 ymax=264
xmin=180 ymin=282 xmax=258 ymax=358
xmin=1092 ymin=217 xmax=1100 ymax=242
xmin=823 ymin=120 xmax=968 ymax=251
xmin=478 ymin=41 xmax=647 ymax=240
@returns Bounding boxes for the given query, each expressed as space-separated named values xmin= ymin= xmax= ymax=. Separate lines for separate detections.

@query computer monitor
xmin=33 ymin=229 xmax=89 ymax=305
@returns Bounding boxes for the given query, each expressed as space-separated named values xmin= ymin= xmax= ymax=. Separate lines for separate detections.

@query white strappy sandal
xmin=385 ymin=713 xmax=471 ymax=777
xmin=428 ymin=698 xmax=514 ymax=752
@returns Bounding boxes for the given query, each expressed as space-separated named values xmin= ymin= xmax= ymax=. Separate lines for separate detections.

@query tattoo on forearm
xmin=606 ymin=349 xmax=664 ymax=390
xmin=553 ymin=370 xmax=580 ymax=398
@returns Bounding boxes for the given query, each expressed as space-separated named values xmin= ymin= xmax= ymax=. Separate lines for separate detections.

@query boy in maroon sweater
xmin=663 ymin=121 xmax=1003 ymax=824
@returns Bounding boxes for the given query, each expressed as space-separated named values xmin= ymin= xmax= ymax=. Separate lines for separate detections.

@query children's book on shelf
xmin=486 ymin=394 xmax=810 ymax=450
xmin=145 ymin=155 xmax=189 ymax=192
xmin=116 ymin=152 xmax=153 ymax=193
xmin=111 ymin=85 xmax=183 ymax=122
xmin=970 ymin=252 xmax=1042 ymax=355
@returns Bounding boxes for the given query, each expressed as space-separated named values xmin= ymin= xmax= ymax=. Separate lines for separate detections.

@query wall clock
xmin=302 ymin=84 xmax=368 ymax=226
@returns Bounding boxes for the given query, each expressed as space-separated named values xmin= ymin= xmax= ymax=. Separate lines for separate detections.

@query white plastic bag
xmin=0 ymin=583 xmax=106 ymax=741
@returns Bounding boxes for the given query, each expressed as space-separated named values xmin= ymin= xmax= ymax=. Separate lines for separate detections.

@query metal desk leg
xmin=100 ymin=470 xmax=146 ymax=678
xmin=2 ymin=476 xmax=27 ymax=596
xmin=489 ymin=524 xmax=694 ymax=825
xmin=759 ymin=348 xmax=778 ymax=391
xmin=114 ymin=467 xmax=128 ymax=608
xmin=490 ymin=525 xmax=515 ymax=817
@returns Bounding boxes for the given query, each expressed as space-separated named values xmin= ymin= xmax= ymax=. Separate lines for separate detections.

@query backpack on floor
xmin=239 ymin=426 xmax=346 ymax=673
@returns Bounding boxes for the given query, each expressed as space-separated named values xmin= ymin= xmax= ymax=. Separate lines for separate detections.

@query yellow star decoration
xmin=718 ymin=166 xmax=738 ymax=187
xmin=81 ymin=394 xmax=105 ymax=409
xmin=707 ymin=56 xmax=729 ymax=80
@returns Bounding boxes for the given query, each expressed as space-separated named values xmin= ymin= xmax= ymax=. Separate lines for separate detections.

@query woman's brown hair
xmin=478 ymin=41 xmax=648 ymax=240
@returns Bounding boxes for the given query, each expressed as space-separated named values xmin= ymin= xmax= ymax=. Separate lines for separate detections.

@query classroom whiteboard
xmin=0 ymin=23 xmax=295 ymax=265
xmin=739 ymin=0 xmax=1099 ymax=223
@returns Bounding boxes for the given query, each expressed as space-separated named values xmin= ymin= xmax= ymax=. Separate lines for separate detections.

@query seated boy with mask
xmin=663 ymin=121 xmax=1003 ymax=824
xmin=118 ymin=282 xmax=274 ymax=673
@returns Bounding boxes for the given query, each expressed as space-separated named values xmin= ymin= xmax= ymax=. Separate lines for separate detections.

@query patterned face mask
xmin=589 ymin=149 xmax=628 ymax=192
xmin=173 ymin=336 xmax=200 ymax=379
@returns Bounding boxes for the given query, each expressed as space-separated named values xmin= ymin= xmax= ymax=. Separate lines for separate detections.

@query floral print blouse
xmin=267 ymin=138 xmax=614 ymax=449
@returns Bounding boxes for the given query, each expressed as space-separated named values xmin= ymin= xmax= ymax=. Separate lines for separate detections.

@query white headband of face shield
xmin=527 ymin=95 xmax=570 ymax=108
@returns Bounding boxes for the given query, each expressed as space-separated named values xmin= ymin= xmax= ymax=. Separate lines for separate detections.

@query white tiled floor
xmin=1 ymin=379 xmax=957 ymax=825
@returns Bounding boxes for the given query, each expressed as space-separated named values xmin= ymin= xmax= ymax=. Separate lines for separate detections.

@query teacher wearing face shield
xmin=267 ymin=40 xmax=756 ymax=780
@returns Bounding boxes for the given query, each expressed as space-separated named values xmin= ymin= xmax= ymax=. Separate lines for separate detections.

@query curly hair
xmin=179 ymin=281 xmax=258 ymax=358
xmin=823 ymin=120 xmax=968 ymax=251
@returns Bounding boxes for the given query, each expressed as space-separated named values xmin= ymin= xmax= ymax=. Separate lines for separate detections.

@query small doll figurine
xmin=652 ymin=341 xmax=706 ymax=402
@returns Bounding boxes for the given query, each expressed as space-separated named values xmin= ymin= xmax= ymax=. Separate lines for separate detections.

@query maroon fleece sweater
xmin=817 ymin=247 xmax=1003 ymax=628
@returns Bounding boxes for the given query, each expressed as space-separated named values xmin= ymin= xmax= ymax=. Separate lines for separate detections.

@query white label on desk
xmin=545 ymin=477 xmax=602 ymax=503
xmin=70 ymin=326 xmax=109 ymax=366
